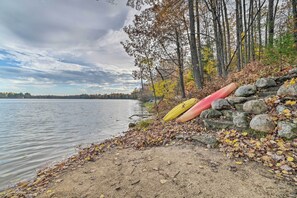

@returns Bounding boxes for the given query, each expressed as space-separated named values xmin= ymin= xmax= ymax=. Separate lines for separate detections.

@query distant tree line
xmin=0 ymin=92 xmax=138 ymax=99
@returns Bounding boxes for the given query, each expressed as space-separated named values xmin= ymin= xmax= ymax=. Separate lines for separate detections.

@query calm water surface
xmin=0 ymin=99 xmax=145 ymax=190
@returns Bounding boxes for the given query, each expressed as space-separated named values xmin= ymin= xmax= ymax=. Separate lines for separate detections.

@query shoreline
xmin=1 ymin=118 xmax=297 ymax=197
xmin=0 ymin=119 xmax=200 ymax=197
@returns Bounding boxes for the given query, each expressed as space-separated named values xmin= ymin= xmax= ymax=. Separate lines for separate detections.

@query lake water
xmin=0 ymin=99 xmax=145 ymax=190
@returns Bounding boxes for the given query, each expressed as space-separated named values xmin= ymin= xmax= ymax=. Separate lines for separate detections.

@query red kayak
xmin=176 ymin=83 xmax=237 ymax=122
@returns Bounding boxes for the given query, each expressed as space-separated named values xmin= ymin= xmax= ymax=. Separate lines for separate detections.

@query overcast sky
xmin=0 ymin=0 xmax=138 ymax=95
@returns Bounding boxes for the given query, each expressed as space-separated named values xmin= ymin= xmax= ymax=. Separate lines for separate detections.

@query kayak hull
xmin=176 ymin=83 xmax=237 ymax=123
xmin=163 ymin=98 xmax=198 ymax=122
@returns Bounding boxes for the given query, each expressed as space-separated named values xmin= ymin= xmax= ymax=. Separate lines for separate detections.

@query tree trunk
xmin=243 ymin=0 xmax=248 ymax=65
xmin=140 ymin=68 xmax=144 ymax=92
xmin=257 ymin=0 xmax=262 ymax=59
xmin=223 ymin=0 xmax=231 ymax=63
xmin=206 ymin=0 xmax=226 ymax=77
xmin=148 ymin=64 xmax=158 ymax=113
xmin=221 ymin=0 xmax=228 ymax=65
xmin=236 ymin=0 xmax=243 ymax=71
xmin=293 ymin=0 xmax=297 ymax=49
xmin=268 ymin=0 xmax=274 ymax=47
xmin=175 ymin=28 xmax=186 ymax=98
xmin=250 ymin=0 xmax=255 ymax=61
xmin=188 ymin=0 xmax=203 ymax=89
xmin=196 ymin=0 xmax=204 ymax=81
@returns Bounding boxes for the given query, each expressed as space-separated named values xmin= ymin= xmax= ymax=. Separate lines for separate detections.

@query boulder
xmin=221 ymin=110 xmax=233 ymax=120
xmin=232 ymin=112 xmax=249 ymax=128
xmin=234 ymin=104 xmax=244 ymax=111
xmin=277 ymin=83 xmax=297 ymax=96
xmin=227 ymin=97 xmax=249 ymax=105
xmin=255 ymin=78 xmax=277 ymax=88
xmin=277 ymin=121 xmax=297 ymax=139
xmin=191 ymin=134 xmax=218 ymax=148
xmin=289 ymin=68 xmax=297 ymax=75
xmin=200 ymin=109 xmax=222 ymax=119
xmin=257 ymin=91 xmax=277 ymax=98
xmin=243 ymin=100 xmax=268 ymax=114
xmin=250 ymin=114 xmax=276 ymax=133
xmin=234 ymin=84 xmax=257 ymax=97
xmin=203 ymin=119 xmax=234 ymax=130
xmin=128 ymin=123 xmax=136 ymax=128
xmin=211 ymin=99 xmax=232 ymax=110
xmin=276 ymin=105 xmax=288 ymax=114
xmin=273 ymin=73 xmax=297 ymax=84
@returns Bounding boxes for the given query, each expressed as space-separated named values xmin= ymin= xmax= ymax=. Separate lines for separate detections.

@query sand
xmin=38 ymin=144 xmax=296 ymax=198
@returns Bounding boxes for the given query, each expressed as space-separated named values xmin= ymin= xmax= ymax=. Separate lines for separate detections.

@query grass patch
xmin=136 ymin=119 xmax=154 ymax=129
xmin=144 ymin=102 xmax=155 ymax=113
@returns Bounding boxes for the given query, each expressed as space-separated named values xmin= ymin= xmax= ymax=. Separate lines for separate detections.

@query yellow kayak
xmin=163 ymin=98 xmax=198 ymax=122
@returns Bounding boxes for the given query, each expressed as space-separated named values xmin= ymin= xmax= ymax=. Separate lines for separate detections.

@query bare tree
xmin=188 ymin=0 xmax=203 ymax=88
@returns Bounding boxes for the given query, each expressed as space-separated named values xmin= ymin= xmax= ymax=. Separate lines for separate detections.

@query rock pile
xmin=199 ymin=69 xmax=297 ymax=140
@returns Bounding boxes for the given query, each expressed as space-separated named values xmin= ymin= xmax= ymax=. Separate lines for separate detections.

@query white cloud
xmin=0 ymin=0 xmax=138 ymax=94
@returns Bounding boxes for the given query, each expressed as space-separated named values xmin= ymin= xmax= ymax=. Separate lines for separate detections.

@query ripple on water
xmin=0 ymin=99 xmax=145 ymax=190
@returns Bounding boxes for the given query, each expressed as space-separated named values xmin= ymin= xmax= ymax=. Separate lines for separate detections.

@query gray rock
xmin=211 ymin=99 xmax=232 ymax=110
xmin=271 ymin=154 xmax=285 ymax=161
xmin=227 ymin=97 xmax=249 ymax=105
xmin=234 ymin=104 xmax=244 ymax=111
xmin=261 ymin=86 xmax=280 ymax=92
xmin=276 ymin=105 xmax=288 ymax=114
xmin=257 ymin=91 xmax=277 ymax=97
xmin=274 ymin=74 xmax=297 ymax=85
xmin=175 ymin=134 xmax=185 ymax=140
xmin=277 ymin=83 xmax=297 ymax=96
xmin=280 ymin=164 xmax=293 ymax=171
xmin=255 ymin=78 xmax=277 ymax=88
xmin=175 ymin=134 xmax=191 ymax=140
xmin=277 ymin=121 xmax=297 ymax=139
xmin=191 ymin=134 xmax=218 ymax=148
xmin=128 ymin=123 xmax=136 ymax=128
xmin=232 ymin=112 xmax=249 ymax=128
xmin=250 ymin=114 xmax=276 ymax=133
xmin=200 ymin=109 xmax=222 ymax=119
xmin=243 ymin=100 xmax=268 ymax=114
xmin=221 ymin=110 xmax=233 ymax=120
xmin=203 ymin=119 xmax=234 ymax=130
xmin=289 ymin=68 xmax=297 ymax=74
xmin=234 ymin=84 xmax=257 ymax=97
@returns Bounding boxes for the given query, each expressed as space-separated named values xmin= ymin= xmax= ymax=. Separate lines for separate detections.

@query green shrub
xmin=264 ymin=33 xmax=297 ymax=65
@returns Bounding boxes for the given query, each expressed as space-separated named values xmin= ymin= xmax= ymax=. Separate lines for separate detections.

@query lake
xmin=0 ymin=99 xmax=145 ymax=190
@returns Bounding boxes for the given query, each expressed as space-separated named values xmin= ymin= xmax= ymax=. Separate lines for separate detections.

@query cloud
xmin=0 ymin=0 xmax=139 ymax=94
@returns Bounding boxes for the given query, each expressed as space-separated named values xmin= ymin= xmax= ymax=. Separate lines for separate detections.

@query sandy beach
xmin=37 ymin=144 xmax=296 ymax=198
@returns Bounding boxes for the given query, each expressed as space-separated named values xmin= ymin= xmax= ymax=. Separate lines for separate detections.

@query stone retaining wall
xmin=199 ymin=69 xmax=297 ymax=140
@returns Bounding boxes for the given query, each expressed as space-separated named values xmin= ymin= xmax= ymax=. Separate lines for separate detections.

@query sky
xmin=0 ymin=0 xmax=139 ymax=95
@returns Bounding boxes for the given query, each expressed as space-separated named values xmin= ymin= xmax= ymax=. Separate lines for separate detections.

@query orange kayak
xmin=176 ymin=83 xmax=237 ymax=123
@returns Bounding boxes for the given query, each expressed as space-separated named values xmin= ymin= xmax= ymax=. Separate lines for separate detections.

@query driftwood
xmin=129 ymin=114 xmax=153 ymax=119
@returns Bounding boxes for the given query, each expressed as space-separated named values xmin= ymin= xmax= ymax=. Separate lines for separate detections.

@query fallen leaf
xmin=287 ymin=156 xmax=294 ymax=162
xmin=160 ymin=179 xmax=167 ymax=184
xmin=285 ymin=100 xmax=296 ymax=106
xmin=242 ymin=132 xmax=248 ymax=136
xmin=46 ymin=190 xmax=53 ymax=194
